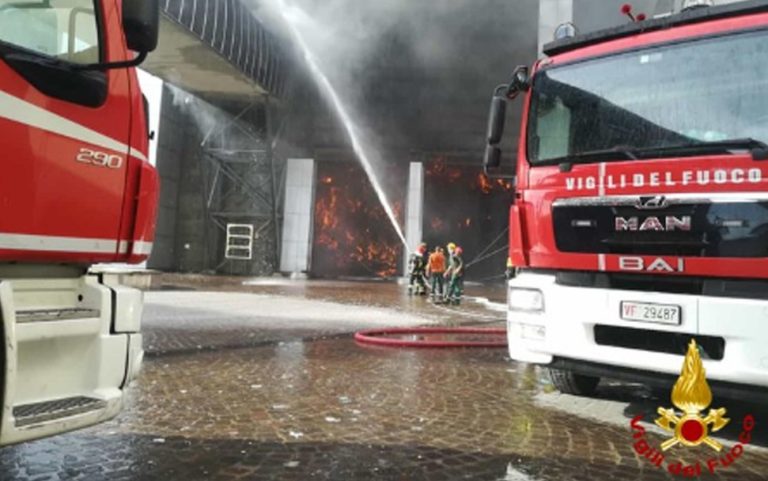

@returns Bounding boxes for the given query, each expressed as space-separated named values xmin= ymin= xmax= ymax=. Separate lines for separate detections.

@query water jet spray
xmin=269 ymin=0 xmax=409 ymax=251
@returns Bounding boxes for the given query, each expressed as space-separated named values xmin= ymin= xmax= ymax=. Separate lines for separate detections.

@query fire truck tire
xmin=548 ymin=368 xmax=600 ymax=396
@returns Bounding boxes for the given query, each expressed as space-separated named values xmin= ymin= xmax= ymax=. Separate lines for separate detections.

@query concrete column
xmin=403 ymin=162 xmax=424 ymax=272
xmin=539 ymin=0 xmax=574 ymax=55
xmin=280 ymin=158 xmax=316 ymax=275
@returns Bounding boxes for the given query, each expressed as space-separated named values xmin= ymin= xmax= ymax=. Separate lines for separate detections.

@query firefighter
xmin=444 ymin=245 xmax=464 ymax=305
xmin=426 ymin=246 xmax=447 ymax=302
xmin=446 ymin=242 xmax=457 ymax=261
xmin=407 ymin=243 xmax=428 ymax=295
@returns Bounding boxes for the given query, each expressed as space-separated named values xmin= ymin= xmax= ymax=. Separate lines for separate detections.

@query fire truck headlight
xmin=508 ymin=287 xmax=545 ymax=313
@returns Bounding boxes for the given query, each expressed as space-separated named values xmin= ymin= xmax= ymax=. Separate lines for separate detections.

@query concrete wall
xmin=173 ymin=108 xmax=209 ymax=274
xmin=573 ymin=0 xmax=657 ymax=35
xmin=148 ymin=85 xmax=213 ymax=273
xmin=552 ymin=0 xmax=750 ymax=46
xmin=148 ymin=85 xmax=185 ymax=271
xmin=539 ymin=0 xmax=574 ymax=54
xmin=539 ymin=0 xmax=660 ymax=53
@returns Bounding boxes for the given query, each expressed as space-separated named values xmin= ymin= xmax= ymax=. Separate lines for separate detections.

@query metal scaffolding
xmin=199 ymin=97 xmax=282 ymax=275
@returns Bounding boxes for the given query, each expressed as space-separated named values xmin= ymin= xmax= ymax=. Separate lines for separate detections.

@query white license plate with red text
xmin=620 ymin=301 xmax=681 ymax=325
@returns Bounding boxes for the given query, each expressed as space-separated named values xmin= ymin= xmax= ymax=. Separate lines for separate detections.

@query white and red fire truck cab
xmin=0 ymin=0 xmax=159 ymax=444
xmin=486 ymin=0 xmax=768 ymax=397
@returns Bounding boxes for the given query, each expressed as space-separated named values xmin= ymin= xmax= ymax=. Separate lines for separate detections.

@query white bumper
xmin=507 ymin=272 xmax=768 ymax=387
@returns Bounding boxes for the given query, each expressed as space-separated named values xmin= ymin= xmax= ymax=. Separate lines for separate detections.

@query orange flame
xmin=495 ymin=178 xmax=514 ymax=191
xmin=426 ymin=156 xmax=463 ymax=183
xmin=478 ymin=173 xmax=493 ymax=194
xmin=475 ymin=173 xmax=514 ymax=195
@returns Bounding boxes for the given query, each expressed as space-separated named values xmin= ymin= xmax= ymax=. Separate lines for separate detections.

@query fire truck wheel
xmin=547 ymin=368 xmax=600 ymax=396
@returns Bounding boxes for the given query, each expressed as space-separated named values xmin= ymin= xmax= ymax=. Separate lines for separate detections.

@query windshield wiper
xmin=633 ymin=138 xmax=768 ymax=161
xmin=538 ymin=147 xmax=638 ymax=172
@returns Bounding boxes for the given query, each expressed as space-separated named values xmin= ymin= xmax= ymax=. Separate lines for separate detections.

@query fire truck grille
xmin=552 ymin=200 xmax=768 ymax=257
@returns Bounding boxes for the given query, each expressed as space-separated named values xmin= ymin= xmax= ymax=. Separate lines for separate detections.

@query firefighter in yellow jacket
xmin=444 ymin=246 xmax=464 ymax=305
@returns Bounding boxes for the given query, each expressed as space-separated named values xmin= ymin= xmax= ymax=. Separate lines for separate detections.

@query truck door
xmin=0 ymin=0 xmax=131 ymax=263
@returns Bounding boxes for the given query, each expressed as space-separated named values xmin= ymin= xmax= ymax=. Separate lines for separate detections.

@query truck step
xmin=13 ymin=396 xmax=106 ymax=428
xmin=15 ymin=308 xmax=100 ymax=323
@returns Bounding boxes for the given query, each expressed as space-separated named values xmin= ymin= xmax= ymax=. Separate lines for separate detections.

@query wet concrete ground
xmin=2 ymin=277 xmax=768 ymax=480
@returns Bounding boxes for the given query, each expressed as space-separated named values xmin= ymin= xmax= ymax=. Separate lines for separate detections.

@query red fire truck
xmin=486 ymin=0 xmax=768 ymax=397
xmin=0 ymin=0 xmax=159 ymax=444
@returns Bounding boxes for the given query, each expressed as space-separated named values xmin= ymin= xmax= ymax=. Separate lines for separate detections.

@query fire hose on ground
xmin=354 ymin=327 xmax=507 ymax=348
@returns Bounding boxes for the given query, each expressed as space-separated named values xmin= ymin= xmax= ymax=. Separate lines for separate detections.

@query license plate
xmin=620 ymin=301 xmax=681 ymax=325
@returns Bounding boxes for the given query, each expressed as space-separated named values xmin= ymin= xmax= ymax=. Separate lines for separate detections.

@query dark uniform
xmin=407 ymin=244 xmax=428 ymax=295
xmin=445 ymin=247 xmax=464 ymax=305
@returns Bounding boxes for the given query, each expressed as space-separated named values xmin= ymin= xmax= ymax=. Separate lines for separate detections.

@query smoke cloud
xmin=253 ymin=0 xmax=537 ymax=156
xmin=255 ymin=0 xmax=477 ymax=88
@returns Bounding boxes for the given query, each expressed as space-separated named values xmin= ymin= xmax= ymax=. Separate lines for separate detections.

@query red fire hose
xmin=354 ymin=327 xmax=507 ymax=348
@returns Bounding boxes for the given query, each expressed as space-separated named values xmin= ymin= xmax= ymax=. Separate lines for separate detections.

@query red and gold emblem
xmin=655 ymin=340 xmax=729 ymax=451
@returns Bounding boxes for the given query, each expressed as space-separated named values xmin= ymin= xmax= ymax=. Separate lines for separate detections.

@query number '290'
xmin=76 ymin=148 xmax=124 ymax=169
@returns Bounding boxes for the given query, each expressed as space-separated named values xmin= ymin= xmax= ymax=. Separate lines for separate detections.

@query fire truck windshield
xmin=527 ymin=29 xmax=768 ymax=166
xmin=0 ymin=0 xmax=100 ymax=65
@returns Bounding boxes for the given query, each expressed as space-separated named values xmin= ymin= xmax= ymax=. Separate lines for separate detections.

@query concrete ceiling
xmin=142 ymin=17 xmax=268 ymax=101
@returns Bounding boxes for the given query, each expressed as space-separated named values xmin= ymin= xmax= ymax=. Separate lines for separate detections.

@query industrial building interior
xmin=137 ymin=0 xmax=554 ymax=281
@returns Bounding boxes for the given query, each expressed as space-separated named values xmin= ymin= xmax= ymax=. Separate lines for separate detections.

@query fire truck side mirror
xmin=123 ymin=0 xmax=160 ymax=53
xmin=486 ymin=96 xmax=507 ymax=145
xmin=483 ymin=145 xmax=502 ymax=169
xmin=506 ymin=65 xmax=530 ymax=99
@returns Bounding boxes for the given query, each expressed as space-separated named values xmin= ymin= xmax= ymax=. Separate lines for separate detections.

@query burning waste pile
xmin=425 ymin=156 xmax=513 ymax=238
xmin=421 ymin=156 xmax=515 ymax=286
xmin=313 ymin=163 xmax=404 ymax=278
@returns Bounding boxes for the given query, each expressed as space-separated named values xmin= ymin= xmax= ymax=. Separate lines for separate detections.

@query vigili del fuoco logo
xmin=629 ymin=340 xmax=756 ymax=477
